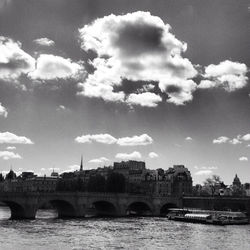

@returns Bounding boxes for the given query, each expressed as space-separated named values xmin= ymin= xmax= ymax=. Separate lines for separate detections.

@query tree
xmin=106 ymin=173 xmax=125 ymax=193
xmin=5 ymin=170 xmax=16 ymax=180
xmin=203 ymin=175 xmax=222 ymax=196
xmin=87 ymin=174 xmax=106 ymax=192
xmin=0 ymin=173 xmax=4 ymax=182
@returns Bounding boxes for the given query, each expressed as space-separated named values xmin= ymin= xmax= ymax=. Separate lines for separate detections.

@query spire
xmin=80 ymin=155 xmax=83 ymax=171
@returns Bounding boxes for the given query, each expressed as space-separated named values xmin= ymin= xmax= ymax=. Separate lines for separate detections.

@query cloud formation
xmin=185 ymin=136 xmax=193 ymax=141
xmin=117 ymin=134 xmax=153 ymax=146
xmin=63 ymin=164 xmax=81 ymax=173
xmin=229 ymin=137 xmax=242 ymax=145
xmin=78 ymin=11 xmax=197 ymax=106
xmin=33 ymin=38 xmax=55 ymax=47
xmin=194 ymin=170 xmax=213 ymax=176
xmin=6 ymin=146 xmax=16 ymax=150
xmin=75 ymin=133 xmax=153 ymax=146
xmin=0 ymin=132 xmax=33 ymax=144
xmin=0 ymin=151 xmax=21 ymax=160
xmin=0 ymin=36 xmax=35 ymax=80
xmin=29 ymin=54 xmax=82 ymax=80
xmin=239 ymin=156 xmax=248 ymax=161
xmin=115 ymin=151 xmax=142 ymax=160
xmin=148 ymin=152 xmax=159 ymax=158
xmin=75 ymin=133 xmax=117 ymax=144
xmin=241 ymin=134 xmax=250 ymax=141
xmin=213 ymin=133 xmax=250 ymax=145
xmin=88 ymin=157 xmax=109 ymax=164
xmin=0 ymin=103 xmax=8 ymax=117
xmin=213 ymin=136 xmax=229 ymax=144
xmin=200 ymin=60 xmax=248 ymax=91
xmin=126 ymin=92 xmax=162 ymax=107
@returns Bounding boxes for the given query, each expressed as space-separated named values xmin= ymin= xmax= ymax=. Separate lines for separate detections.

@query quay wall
xmin=183 ymin=197 xmax=250 ymax=215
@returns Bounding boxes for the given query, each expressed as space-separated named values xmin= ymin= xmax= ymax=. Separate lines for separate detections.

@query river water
xmin=0 ymin=207 xmax=249 ymax=250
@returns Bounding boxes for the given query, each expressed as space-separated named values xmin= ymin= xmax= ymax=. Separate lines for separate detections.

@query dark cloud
xmin=0 ymin=56 xmax=31 ymax=71
xmin=113 ymin=22 xmax=166 ymax=56
xmin=166 ymin=85 xmax=182 ymax=94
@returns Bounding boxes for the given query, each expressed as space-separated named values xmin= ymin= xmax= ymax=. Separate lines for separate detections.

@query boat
xmin=167 ymin=208 xmax=249 ymax=225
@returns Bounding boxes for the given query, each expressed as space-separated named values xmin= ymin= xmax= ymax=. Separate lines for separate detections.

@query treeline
xmin=56 ymin=172 xmax=126 ymax=193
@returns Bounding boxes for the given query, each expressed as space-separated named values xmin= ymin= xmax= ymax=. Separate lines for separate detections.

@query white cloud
xmin=6 ymin=146 xmax=16 ymax=150
xmin=0 ymin=151 xmax=21 ymax=160
xmin=33 ymin=37 xmax=55 ymax=46
xmin=88 ymin=157 xmax=109 ymax=164
xmin=241 ymin=134 xmax=250 ymax=141
xmin=77 ymin=80 xmax=125 ymax=103
xmin=117 ymin=134 xmax=153 ymax=146
xmin=99 ymin=157 xmax=109 ymax=162
xmin=194 ymin=166 xmax=218 ymax=170
xmin=75 ymin=133 xmax=117 ymax=144
xmin=0 ymin=103 xmax=8 ymax=117
xmin=213 ymin=136 xmax=229 ymax=144
xmin=57 ymin=105 xmax=66 ymax=110
xmin=203 ymin=60 xmax=248 ymax=91
xmin=63 ymin=164 xmax=80 ymax=173
xmin=162 ymin=79 xmax=197 ymax=105
xmin=88 ymin=159 xmax=103 ymax=164
xmin=0 ymin=132 xmax=33 ymax=144
xmin=75 ymin=133 xmax=153 ymax=146
xmin=29 ymin=54 xmax=82 ymax=80
xmin=126 ymin=92 xmax=162 ymax=107
xmin=115 ymin=151 xmax=142 ymax=160
xmin=185 ymin=136 xmax=193 ymax=141
xmin=56 ymin=105 xmax=70 ymax=112
xmin=198 ymin=80 xmax=217 ymax=89
xmin=78 ymin=11 xmax=197 ymax=106
xmin=148 ymin=152 xmax=158 ymax=158
xmin=239 ymin=156 xmax=248 ymax=161
xmin=229 ymin=138 xmax=242 ymax=145
xmin=0 ymin=36 xmax=35 ymax=80
xmin=194 ymin=170 xmax=213 ymax=176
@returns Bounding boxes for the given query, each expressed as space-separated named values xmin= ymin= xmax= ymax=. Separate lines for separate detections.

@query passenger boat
xmin=167 ymin=208 xmax=249 ymax=225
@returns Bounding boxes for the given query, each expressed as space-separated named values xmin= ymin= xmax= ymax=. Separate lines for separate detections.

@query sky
xmin=0 ymin=0 xmax=249 ymax=184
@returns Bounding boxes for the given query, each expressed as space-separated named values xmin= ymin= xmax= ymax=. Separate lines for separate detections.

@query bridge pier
xmin=10 ymin=204 xmax=37 ymax=220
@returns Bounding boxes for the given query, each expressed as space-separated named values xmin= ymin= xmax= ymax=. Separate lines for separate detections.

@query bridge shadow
xmin=160 ymin=203 xmax=177 ymax=216
xmin=127 ymin=202 xmax=152 ymax=216
xmin=1 ymin=201 xmax=26 ymax=220
xmin=91 ymin=201 xmax=117 ymax=217
xmin=42 ymin=200 xmax=77 ymax=219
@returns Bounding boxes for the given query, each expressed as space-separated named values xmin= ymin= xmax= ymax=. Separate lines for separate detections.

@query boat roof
xmin=168 ymin=208 xmax=246 ymax=216
xmin=184 ymin=213 xmax=210 ymax=218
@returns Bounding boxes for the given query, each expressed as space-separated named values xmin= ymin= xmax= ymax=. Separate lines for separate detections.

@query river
xmin=0 ymin=207 xmax=249 ymax=250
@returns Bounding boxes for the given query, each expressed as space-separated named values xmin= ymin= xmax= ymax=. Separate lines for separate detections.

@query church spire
xmin=80 ymin=155 xmax=83 ymax=171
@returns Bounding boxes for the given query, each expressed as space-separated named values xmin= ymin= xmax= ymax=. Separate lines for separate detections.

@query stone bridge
xmin=0 ymin=192 xmax=182 ymax=219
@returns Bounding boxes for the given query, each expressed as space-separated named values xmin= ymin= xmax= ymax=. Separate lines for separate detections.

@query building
xmin=113 ymin=161 xmax=146 ymax=193
xmin=243 ymin=183 xmax=250 ymax=197
xmin=232 ymin=174 xmax=244 ymax=196
xmin=165 ymin=165 xmax=193 ymax=196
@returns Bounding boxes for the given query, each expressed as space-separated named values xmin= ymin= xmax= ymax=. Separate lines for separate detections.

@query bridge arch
xmin=40 ymin=199 xmax=78 ymax=218
xmin=91 ymin=200 xmax=118 ymax=217
xmin=126 ymin=201 xmax=153 ymax=216
xmin=1 ymin=200 xmax=31 ymax=219
xmin=160 ymin=203 xmax=177 ymax=216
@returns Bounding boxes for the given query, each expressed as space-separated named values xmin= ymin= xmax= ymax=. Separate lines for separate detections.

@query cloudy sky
xmin=0 ymin=0 xmax=249 ymax=184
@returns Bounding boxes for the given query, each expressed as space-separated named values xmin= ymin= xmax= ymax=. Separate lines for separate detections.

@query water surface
xmin=0 ymin=207 xmax=249 ymax=250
